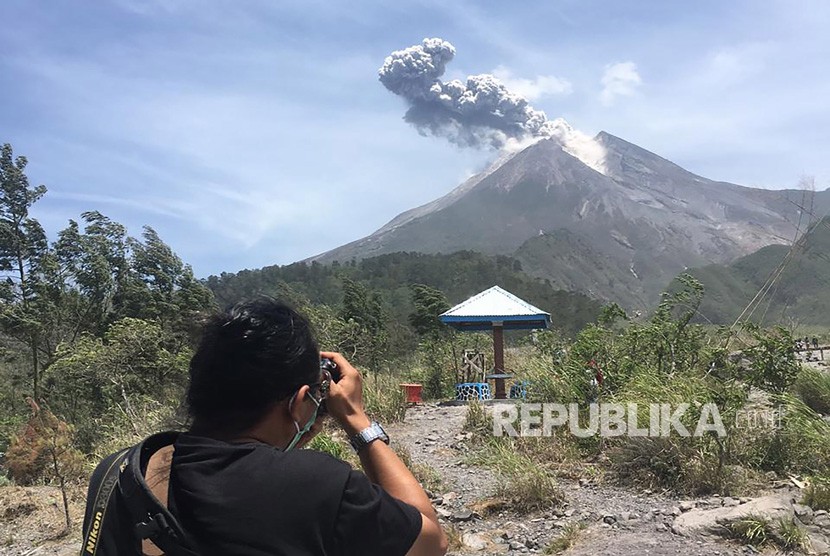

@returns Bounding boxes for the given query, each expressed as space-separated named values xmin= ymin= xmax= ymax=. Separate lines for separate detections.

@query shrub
xmin=364 ymin=373 xmax=407 ymax=423
xmin=494 ymin=466 xmax=564 ymax=514
xmin=803 ymin=475 xmax=830 ymax=511
xmin=724 ymin=515 xmax=808 ymax=551
xmin=90 ymin=395 xmax=183 ymax=462
xmin=463 ymin=401 xmax=492 ymax=438
xmin=792 ymin=367 xmax=830 ymax=415
xmin=308 ymin=432 xmax=350 ymax=461
xmin=775 ymin=517 xmax=808 ymax=551
xmin=756 ymin=394 xmax=830 ymax=474
xmin=6 ymin=400 xmax=85 ymax=530
xmin=470 ymin=437 xmax=565 ymax=514
xmin=742 ymin=324 xmax=800 ymax=394
xmin=726 ymin=515 xmax=771 ymax=547
xmin=545 ymin=522 xmax=585 ymax=554
xmin=6 ymin=401 xmax=85 ymax=486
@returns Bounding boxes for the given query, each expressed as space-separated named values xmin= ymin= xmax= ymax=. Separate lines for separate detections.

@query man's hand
xmin=320 ymin=352 xmax=371 ymax=436
xmin=320 ymin=352 xmax=447 ymax=556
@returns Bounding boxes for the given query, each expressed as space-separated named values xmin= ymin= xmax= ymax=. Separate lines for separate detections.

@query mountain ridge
xmin=310 ymin=132 xmax=830 ymax=309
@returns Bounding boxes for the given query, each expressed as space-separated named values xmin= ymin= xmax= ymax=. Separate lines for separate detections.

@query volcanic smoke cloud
xmin=379 ymin=38 xmax=568 ymax=149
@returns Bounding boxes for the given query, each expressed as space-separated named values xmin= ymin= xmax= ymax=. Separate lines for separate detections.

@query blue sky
xmin=1 ymin=1 xmax=828 ymax=276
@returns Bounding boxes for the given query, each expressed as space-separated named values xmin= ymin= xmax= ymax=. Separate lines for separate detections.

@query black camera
xmin=318 ymin=358 xmax=339 ymax=416
xmin=320 ymin=357 xmax=340 ymax=382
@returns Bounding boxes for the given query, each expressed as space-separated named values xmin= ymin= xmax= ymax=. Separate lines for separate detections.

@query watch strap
xmin=348 ymin=421 xmax=389 ymax=452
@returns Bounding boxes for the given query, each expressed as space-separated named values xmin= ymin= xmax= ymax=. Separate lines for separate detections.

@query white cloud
xmin=599 ymin=61 xmax=642 ymax=106
xmin=492 ymin=65 xmax=572 ymax=101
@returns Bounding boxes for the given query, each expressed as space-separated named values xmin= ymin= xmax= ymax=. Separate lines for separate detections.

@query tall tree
xmin=408 ymin=284 xmax=450 ymax=338
xmin=0 ymin=143 xmax=52 ymax=399
xmin=340 ymin=277 xmax=387 ymax=371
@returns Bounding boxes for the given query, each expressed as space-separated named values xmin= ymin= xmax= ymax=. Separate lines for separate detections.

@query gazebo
xmin=440 ymin=286 xmax=551 ymax=399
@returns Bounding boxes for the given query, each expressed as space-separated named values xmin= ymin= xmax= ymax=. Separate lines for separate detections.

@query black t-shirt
xmin=167 ymin=433 xmax=422 ymax=556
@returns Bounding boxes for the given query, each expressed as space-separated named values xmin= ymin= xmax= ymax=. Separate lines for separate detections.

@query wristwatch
xmin=349 ymin=421 xmax=389 ymax=452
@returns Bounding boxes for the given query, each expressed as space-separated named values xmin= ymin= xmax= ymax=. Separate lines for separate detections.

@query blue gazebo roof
xmin=439 ymin=286 xmax=551 ymax=331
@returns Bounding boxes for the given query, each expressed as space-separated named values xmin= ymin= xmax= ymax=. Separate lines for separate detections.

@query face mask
xmin=284 ymin=389 xmax=321 ymax=451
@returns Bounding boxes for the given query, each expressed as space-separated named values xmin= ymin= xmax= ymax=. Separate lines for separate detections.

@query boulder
xmin=672 ymin=495 xmax=794 ymax=537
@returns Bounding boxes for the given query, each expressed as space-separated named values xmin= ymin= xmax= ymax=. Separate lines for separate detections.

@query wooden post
xmin=493 ymin=323 xmax=506 ymax=399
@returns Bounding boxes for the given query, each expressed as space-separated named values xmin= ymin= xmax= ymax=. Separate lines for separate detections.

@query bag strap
xmin=119 ymin=432 xmax=201 ymax=556
xmin=81 ymin=448 xmax=129 ymax=556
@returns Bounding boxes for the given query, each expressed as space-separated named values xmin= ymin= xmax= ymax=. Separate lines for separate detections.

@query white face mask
xmin=284 ymin=389 xmax=321 ymax=451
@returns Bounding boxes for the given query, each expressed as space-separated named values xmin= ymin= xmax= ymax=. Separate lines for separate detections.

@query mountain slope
xmin=680 ymin=216 xmax=830 ymax=325
xmin=312 ymin=132 xmax=830 ymax=309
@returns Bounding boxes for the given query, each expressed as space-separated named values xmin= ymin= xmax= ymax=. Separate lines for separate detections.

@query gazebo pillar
xmin=493 ymin=322 xmax=506 ymax=399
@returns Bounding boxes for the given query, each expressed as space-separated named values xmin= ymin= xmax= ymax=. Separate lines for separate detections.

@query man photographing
xmin=82 ymin=298 xmax=448 ymax=556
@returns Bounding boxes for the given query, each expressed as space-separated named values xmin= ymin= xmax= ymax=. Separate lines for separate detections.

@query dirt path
xmin=389 ymin=403 xmax=761 ymax=556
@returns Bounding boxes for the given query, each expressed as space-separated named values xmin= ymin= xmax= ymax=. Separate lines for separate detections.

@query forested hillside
xmin=206 ymin=250 xmax=603 ymax=338
xmin=674 ymin=216 xmax=830 ymax=326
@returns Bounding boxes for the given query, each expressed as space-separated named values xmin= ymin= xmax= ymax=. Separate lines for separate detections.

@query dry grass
xmin=469 ymin=437 xmax=565 ymax=514
xmin=394 ymin=445 xmax=444 ymax=493
xmin=545 ymin=522 xmax=585 ymax=554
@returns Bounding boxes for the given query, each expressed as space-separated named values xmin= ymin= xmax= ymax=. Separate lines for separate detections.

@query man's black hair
xmin=186 ymin=297 xmax=319 ymax=434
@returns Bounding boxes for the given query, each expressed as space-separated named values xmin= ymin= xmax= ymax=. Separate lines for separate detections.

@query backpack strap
xmin=119 ymin=432 xmax=201 ymax=556
xmin=81 ymin=448 xmax=129 ymax=555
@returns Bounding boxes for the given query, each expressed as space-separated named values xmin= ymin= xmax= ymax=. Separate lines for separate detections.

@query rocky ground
xmin=2 ymin=402 xmax=829 ymax=555
xmin=387 ymin=403 xmax=830 ymax=556
xmin=0 ymin=485 xmax=84 ymax=555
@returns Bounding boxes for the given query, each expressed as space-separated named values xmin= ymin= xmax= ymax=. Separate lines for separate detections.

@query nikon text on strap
xmin=81 ymin=449 xmax=129 ymax=555
xmin=81 ymin=432 xmax=200 ymax=556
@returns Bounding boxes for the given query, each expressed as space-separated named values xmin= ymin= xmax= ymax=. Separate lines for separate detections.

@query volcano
xmin=312 ymin=130 xmax=829 ymax=309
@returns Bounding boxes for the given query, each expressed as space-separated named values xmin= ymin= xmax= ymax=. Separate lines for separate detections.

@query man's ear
xmin=289 ymin=385 xmax=311 ymax=422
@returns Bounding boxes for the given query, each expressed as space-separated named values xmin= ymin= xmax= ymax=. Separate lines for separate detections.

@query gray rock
xmin=462 ymin=532 xmax=489 ymax=551
xmin=672 ymin=495 xmax=794 ymax=537
xmin=794 ymin=503 xmax=814 ymax=524
xmin=602 ymin=514 xmax=617 ymax=525
xmin=808 ymin=534 xmax=830 ymax=556
xmin=679 ymin=501 xmax=695 ymax=512
xmin=722 ymin=497 xmax=739 ymax=507
xmin=451 ymin=509 xmax=474 ymax=522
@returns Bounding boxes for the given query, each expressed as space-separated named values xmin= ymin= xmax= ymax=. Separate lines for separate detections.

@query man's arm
xmin=322 ymin=351 xmax=448 ymax=556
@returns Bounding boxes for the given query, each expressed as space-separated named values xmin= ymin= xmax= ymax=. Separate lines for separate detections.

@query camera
xmin=318 ymin=358 xmax=339 ymax=416
xmin=320 ymin=357 xmax=340 ymax=382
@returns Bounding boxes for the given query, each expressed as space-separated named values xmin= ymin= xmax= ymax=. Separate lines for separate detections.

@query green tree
xmin=340 ymin=277 xmax=387 ymax=372
xmin=55 ymin=211 xmax=131 ymax=337
xmin=0 ymin=143 xmax=57 ymax=400
xmin=408 ymin=284 xmax=450 ymax=338
xmin=43 ymin=317 xmax=191 ymax=451
xmin=741 ymin=323 xmax=799 ymax=393
xmin=126 ymin=226 xmax=214 ymax=337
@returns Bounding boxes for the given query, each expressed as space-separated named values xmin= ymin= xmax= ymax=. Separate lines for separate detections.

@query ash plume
xmin=379 ymin=38 xmax=562 ymax=149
